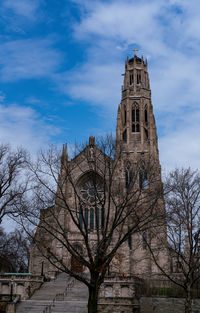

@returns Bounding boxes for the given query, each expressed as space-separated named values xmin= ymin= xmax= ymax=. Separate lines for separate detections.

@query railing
xmin=0 ymin=274 xmax=44 ymax=282
xmin=42 ymin=277 xmax=75 ymax=313
xmin=141 ymin=279 xmax=200 ymax=298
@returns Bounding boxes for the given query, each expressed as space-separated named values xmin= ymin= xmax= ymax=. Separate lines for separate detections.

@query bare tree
xmin=0 ymin=144 xmax=28 ymax=224
xmin=0 ymin=226 xmax=30 ymax=272
xmin=22 ymin=137 xmax=164 ymax=313
xmin=147 ymin=168 xmax=200 ymax=313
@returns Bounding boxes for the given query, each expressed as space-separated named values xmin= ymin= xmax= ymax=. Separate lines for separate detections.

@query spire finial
xmin=61 ymin=143 xmax=68 ymax=164
xmin=133 ymin=48 xmax=139 ymax=56
xmin=89 ymin=136 xmax=95 ymax=146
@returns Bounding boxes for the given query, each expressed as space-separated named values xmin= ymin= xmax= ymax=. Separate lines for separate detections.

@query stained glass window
xmin=79 ymin=177 xmax=104 ymax=230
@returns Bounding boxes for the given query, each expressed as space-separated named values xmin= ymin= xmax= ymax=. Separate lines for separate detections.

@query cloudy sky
xmin=0 ymin=0 xmax=200 ymax=171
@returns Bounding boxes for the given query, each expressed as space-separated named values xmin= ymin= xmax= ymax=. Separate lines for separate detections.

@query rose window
xmin=80 ymin=180 xmax=103 ymax=204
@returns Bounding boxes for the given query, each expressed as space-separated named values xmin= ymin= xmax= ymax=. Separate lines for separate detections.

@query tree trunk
xmin=88 ymin=273 xmax=100 ymax=313
xmin=88 ymin=286 xmax=99 ymax=313
xmin=185 ymin=286 xmax=192 ymax=313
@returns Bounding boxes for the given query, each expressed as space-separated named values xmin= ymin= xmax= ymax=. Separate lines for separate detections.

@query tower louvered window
xmin=145 ymin=108 xmax=148 ymax=123
xmin=144 ymin=106 xmax=148 ymax=140
xmin=130 ymin=73 xmax=134 ymax=85
xmin=132 ymin=103 xmax=140 ymax=133
xmin=137 ymin=70 xmax=141 ymax=84
xmin=123 ymin=129 xmax=127 ymax=142
xmin=124 ymin=104 xmax=127 ymax=125
xmin=144 ymin=72 xmax=147 ymax=88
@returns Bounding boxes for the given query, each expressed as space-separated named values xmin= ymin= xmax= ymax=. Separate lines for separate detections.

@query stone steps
xmin=15 ymin=272 xmax=88 ymax=313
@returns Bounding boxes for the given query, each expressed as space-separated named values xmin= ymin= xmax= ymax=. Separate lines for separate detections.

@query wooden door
xmin=71 ymin=256 xmax=83 ymax=272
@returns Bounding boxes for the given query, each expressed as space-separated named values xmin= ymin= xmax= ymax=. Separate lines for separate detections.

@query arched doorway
xmin=70 ymin=244 xmax=83 ymax=273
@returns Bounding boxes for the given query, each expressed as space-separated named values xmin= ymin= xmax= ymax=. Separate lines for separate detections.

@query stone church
xmin=29 ymin=53 xmax=170 ymax=311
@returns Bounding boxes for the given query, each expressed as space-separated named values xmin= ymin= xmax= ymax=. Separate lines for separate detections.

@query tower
xmin=115 ymin=53 xmax=166 ymax=277
xmin=116 ymin=54 xmax=159 ymax=162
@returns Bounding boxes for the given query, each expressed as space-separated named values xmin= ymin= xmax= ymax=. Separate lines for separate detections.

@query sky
xmin=0 ymin=0 xmax=200 ymax=172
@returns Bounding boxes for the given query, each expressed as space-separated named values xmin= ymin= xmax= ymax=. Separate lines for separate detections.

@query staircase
xmin=15 ymin=272 xmax=88 ymax=313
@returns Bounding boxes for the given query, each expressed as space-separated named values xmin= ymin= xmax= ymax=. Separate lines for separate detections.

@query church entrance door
xmin=70 ymin=244 xmax=83 ymax=273
xmin=71 ymin=256 xmax=83 ymax=272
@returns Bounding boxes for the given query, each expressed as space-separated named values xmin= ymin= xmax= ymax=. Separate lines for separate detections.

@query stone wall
xmin=99 ymin=276 xmax=140 ymax=298
xmin=140 ymin=297 xmax=200 ymax=313
xmin=98 ymin=298 xmax=139 ymax=313
xmin=98 ymin=276 xmax=141 ymax=313
xmin=98 ymin=297 xmax=200 ymax=313
xmin=0 ymin=274 xmax=44 ymax=300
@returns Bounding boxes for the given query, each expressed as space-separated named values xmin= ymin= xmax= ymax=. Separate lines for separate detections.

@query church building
xmin=29 ymin=53 xmax=170 ymax=311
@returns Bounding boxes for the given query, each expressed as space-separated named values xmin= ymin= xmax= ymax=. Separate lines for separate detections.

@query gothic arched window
xmin=137 ymin=70 xmax=141 ymax=85
xmin=125 ymin=163 xmax=133 ymax=189
xmin=79 ymin=175 xmax=104 ymax=231
xmin=90 ymin=208 xmax=94 ymax=230
xmin=142 ymin=232 xmax=147 ymax=249
xmin=124 ymin=104 xmax=127 ymax=125
xmin=79 ymin=210 xmax=83 ymax=229
xmin=132 ymin=103 xmax=140 ymax=133
xmin=139 ymin=170 xmax=148 ymax=189
xmin=80 ymin=179 xmax=103 ymax=204
xmin=130 ymin=73 xmax=134 ymax=85
xmin=123 ymin=129 xmax=127 ymax=142
xmin=144 ymin=108 xmax=148 ymax=124
xmin=144 ymin=128 xmax=148 ymax=140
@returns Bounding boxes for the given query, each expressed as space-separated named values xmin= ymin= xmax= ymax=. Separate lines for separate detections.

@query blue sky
xmin=0 ymin=0 xmax=200 ymax=171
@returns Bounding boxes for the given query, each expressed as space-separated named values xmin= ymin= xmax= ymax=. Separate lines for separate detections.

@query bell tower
xmin=116 ymin=53 xmax=159 ymax=162
xmin=115 ymin=53 xmax=166 ymax=277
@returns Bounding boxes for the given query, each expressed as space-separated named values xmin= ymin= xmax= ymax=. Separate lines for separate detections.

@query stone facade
xmin=29 ymin=55 xmax=172 ymax=311
xmin=0 ymin=274 xmax=44 ymax=300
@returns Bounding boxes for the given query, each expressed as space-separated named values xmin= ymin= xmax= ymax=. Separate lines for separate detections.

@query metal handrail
xmin=42 ymin=277 xmax=75 ymax=313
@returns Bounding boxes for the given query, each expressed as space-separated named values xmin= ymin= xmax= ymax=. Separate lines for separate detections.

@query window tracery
xmin=139 ymin=170 xmax=148 ymax=189
xmin=125 ymin=162 xmax=133 ymax=189
xmin=80 ymin=179 xmax=103 ymax=204
xmin=132 ymin=102 xmax=140 ymax=133
xmin=78 ymin=175 xmax=104 ymax=231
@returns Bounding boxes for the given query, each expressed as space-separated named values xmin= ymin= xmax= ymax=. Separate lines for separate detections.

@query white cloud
xmin=64 ymin=0 xmax=200 ymax=171
xmin=0 ymin=91 xmax=6 ymax=103
xmin=0 ymin=38 xmax=62 ymax=82
xmin=1 ymin=0 xmax=197 ymax=174
xmin=72 ymin=0 xmax=170 ymax=57
xmin=0 ymin=102 xmax=60 ymax=154
xmin=159 ymin=113 xmax=200 ymax=171
xmin=25 ymin=97 xmax=42 ymax=104
xmin=0 ymin=0 xmax=199 ymax=172
xmin=2 ymin=0 xmax=41 ymax=20
xmin=56 ymin=61 xmax=123 ymax=112
xmin=151 ymin=53 xmax=200 ymax=114
xmin=68 ymin=0 xmax=200 ymax=110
